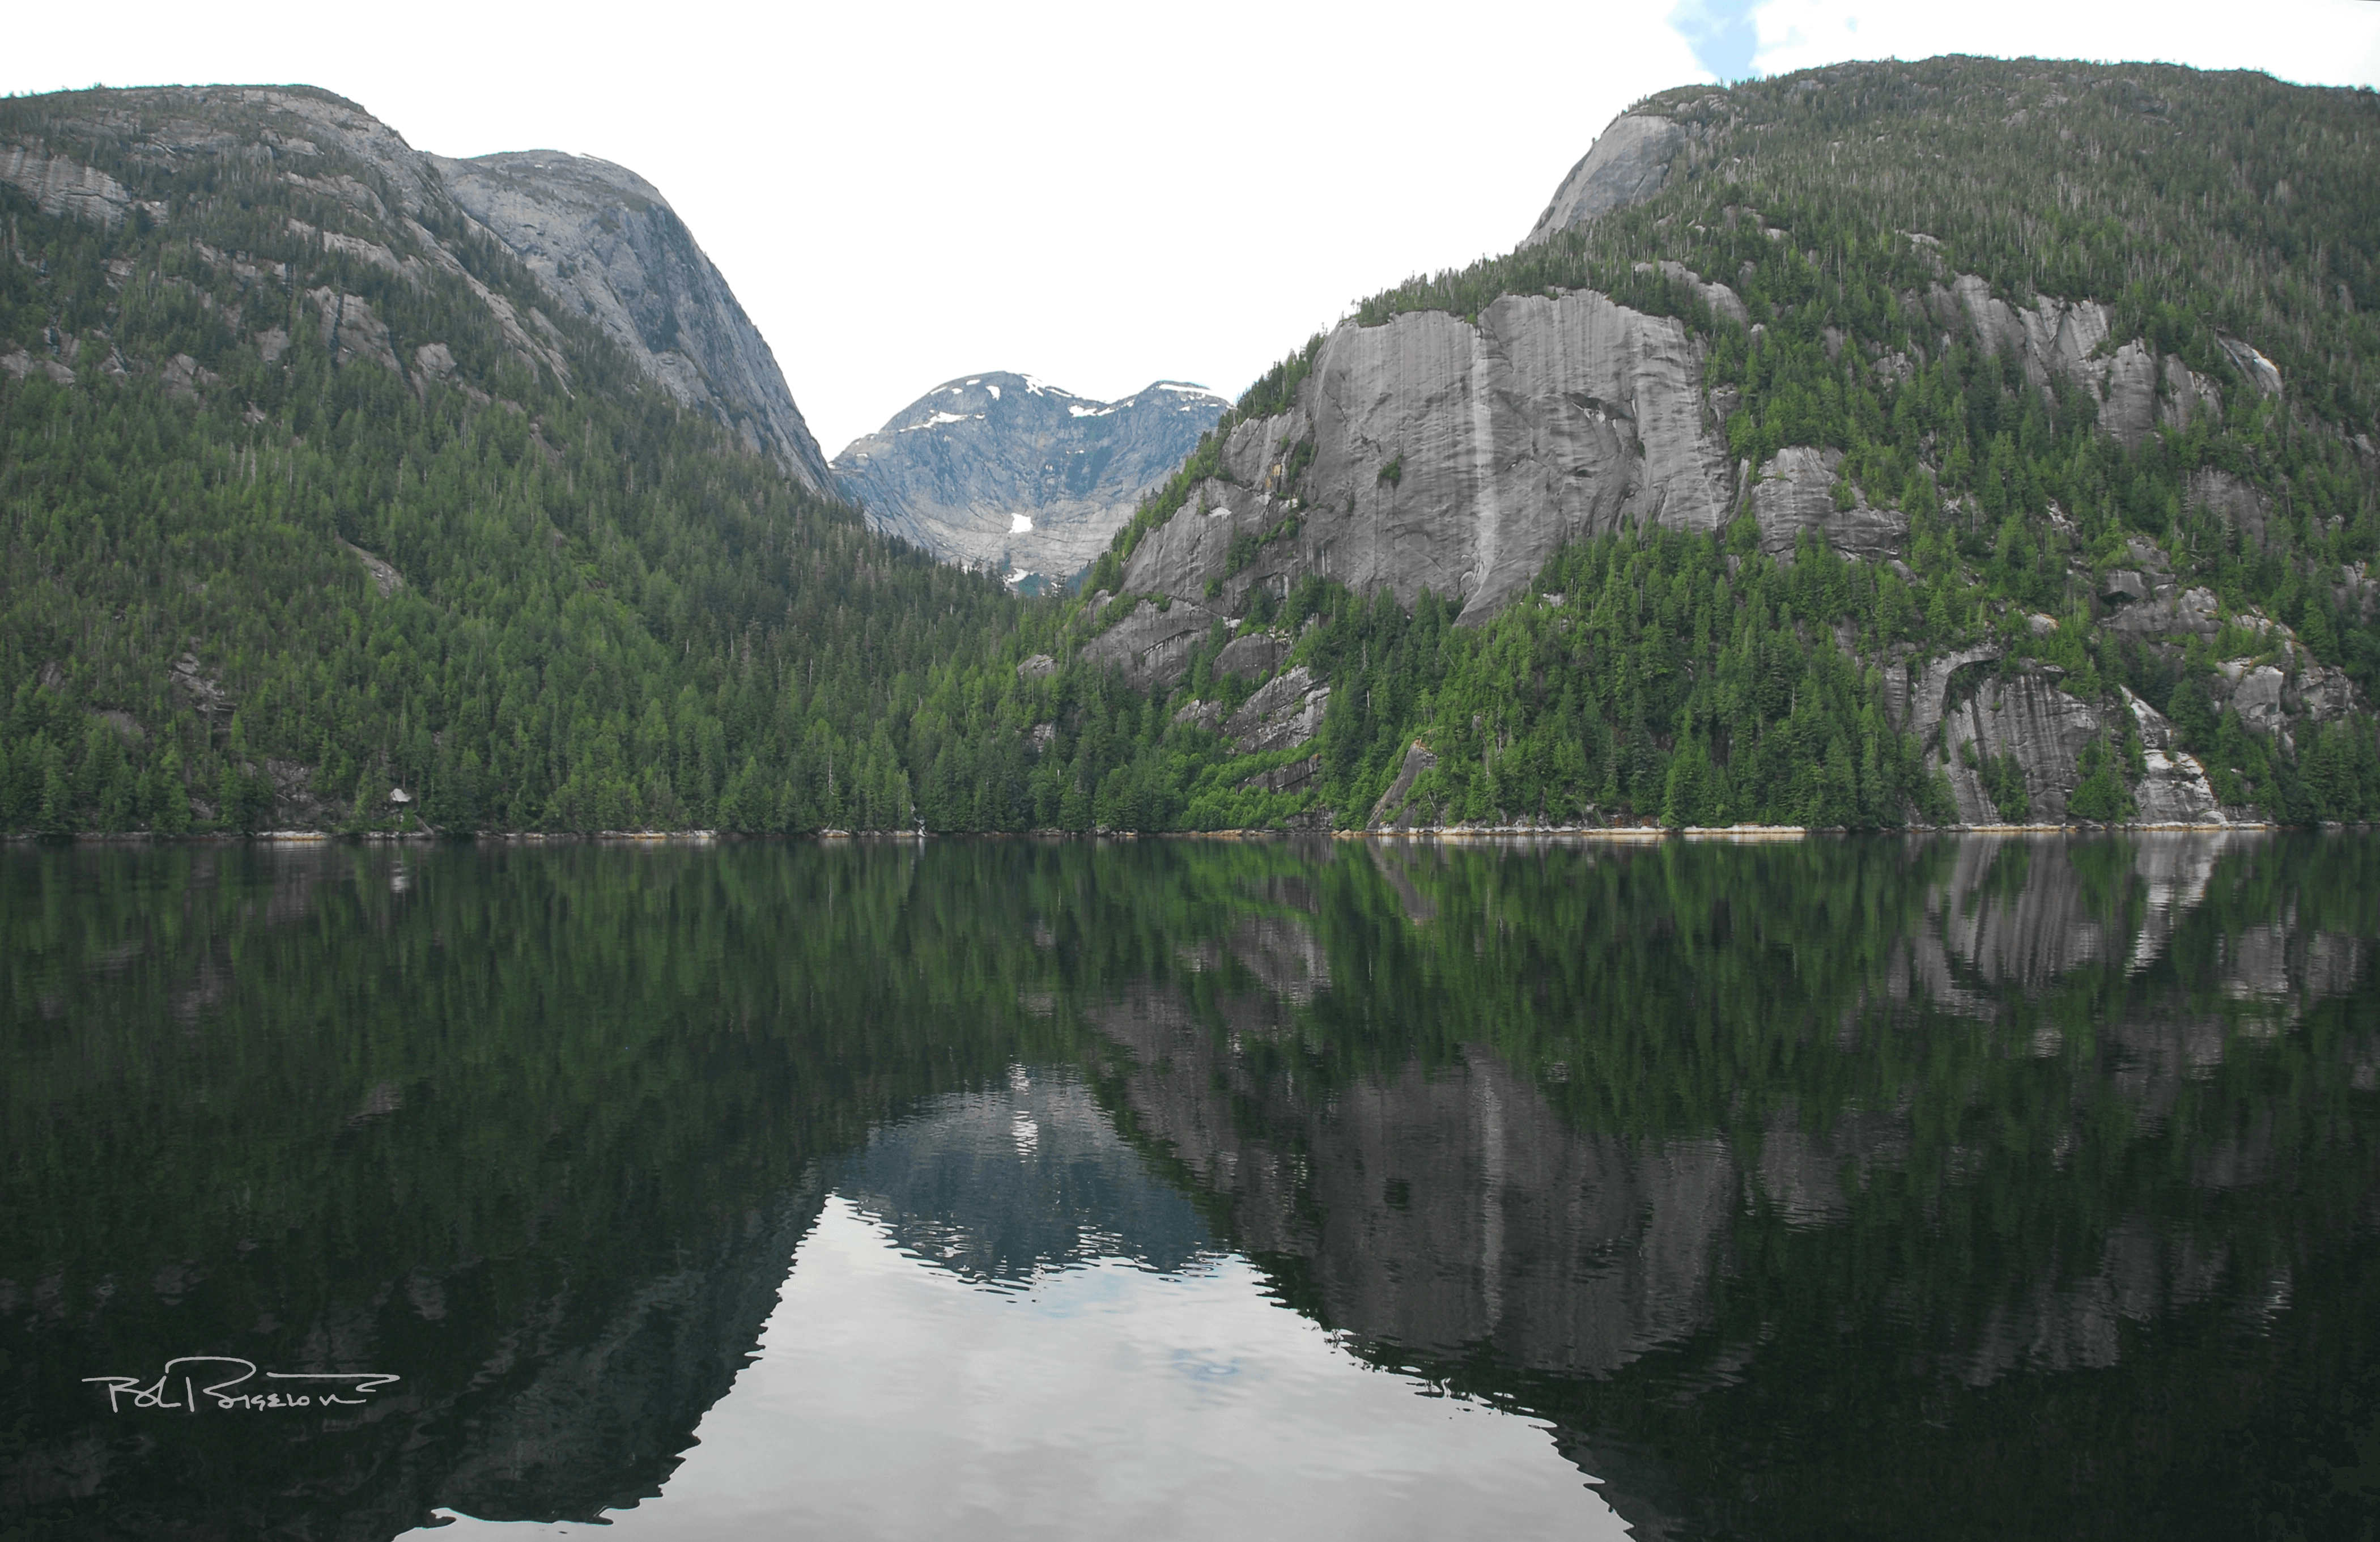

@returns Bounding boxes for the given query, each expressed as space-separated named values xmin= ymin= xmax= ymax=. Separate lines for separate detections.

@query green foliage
xmin=2067 ymin=732 xmax=2134 ymax=822
xmin=0 ymin=89 xmax=1031 ymax=836
xmin=1323 ymin=57 xmax=2380 ymax=824
xmin=7 ymin=69 xmax=2379 ymax=836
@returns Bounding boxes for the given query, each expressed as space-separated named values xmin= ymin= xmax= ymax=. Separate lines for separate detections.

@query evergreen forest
xmin=3 ymin=58 xmax=2379 ymax=835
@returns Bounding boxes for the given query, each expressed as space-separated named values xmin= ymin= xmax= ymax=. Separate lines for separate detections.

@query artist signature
xmin=84 ymin=1357 xmax=400 ymax=1413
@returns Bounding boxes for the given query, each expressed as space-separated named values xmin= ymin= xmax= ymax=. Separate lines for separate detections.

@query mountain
xmin=6 ymin=61 xmax=2379 ymax=840
xmin=432 ymin=149 xmax=835 ymax=490
xmin=1043 ymin=56 xmax=2380 ymax=831
xmin=0 ymin=87 xmax=830 ymax=490
xmin=833 ymin=372 xmax=1226 ymax=587
xmin=0 ymin=84 xmax=1015 ymax=836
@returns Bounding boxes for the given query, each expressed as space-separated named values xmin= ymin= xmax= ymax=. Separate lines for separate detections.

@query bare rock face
xmin=0 ymin=348 xmax=74 ymax=385
xmin=2217 ymin=334 xmax=2284 ymax=397
xmin=1214 ymin=629 xmax=1289 ymax=679
xmin=2134 ymin=749 xmax=2227 ymax=825
xmin=1368 ymin=741 xmax=1441 ymax=829
xmin=2221 ymin=662 xmax=2290 ymax=739
xmin=2122 ymin=691 xmax=2229 ymax=825
xmin=0 ymin=143 xmax=134 ymax=225
xmin=1927 ymin=273 xmax=2254 ymax=450
xmin=435 ymin=151 xmax=834 ymax=491
xmin=1903 ymin=645 xmax=2004 ymax=750
xmin=2105 ymin=572 xmax=2222 ymax=640
xmin=1090 ymin=287 xmax=1736 ymax=685
xmin=2187 ymin=469 xmax=2267 ymax=546
xmin=1655 ymin=258 xmax=1748 ymax=325
xmin=305 ymin=287 xmax=402 ymax=376
xmin=8 ymin=88 xmax=836 ymax=502
xmin=1751 ymin=445 xmax=1908 ymax=561
xmin=1224 ymin=666 xmax=1329 ymax=754
xmin=833 ymin=373 xmax=1225 ymax=585
xmin=1524 ymin=114 xmax=1691 ymax=244
xmin=1938 ymin=670 xmax=2103 ymax=824
xmin=2287 ymin=657 xmax=2360 ymax=727
xmin=1089 ymin=598 xmax=1226 ymax=692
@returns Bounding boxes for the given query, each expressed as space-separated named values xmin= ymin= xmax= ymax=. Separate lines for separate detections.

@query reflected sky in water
xmin=422 ymin=1207 xmax=1617 ymax=1539
xmin=418 ymin=1069 xmax=1621 ymax=1538
xmin=3 ymin=834 xmax=2375 ymax=1540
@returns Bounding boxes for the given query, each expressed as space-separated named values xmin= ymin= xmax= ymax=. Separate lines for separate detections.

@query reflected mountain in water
xmin=2 ymin=835 xmax=2373 ymax=1540
xmin=839 ymin=1067 xmax=1218 ymax=1284
xmin=1074 ymin=833 xmax=2378 ymax=1538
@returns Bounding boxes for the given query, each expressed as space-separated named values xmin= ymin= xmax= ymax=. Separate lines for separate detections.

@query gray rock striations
xmin=0 ymin=142 xmax=142 ymax=225
xmin=3 ymin=86 xmax=835 ymax=495
xmin=1089 ymin=284 xmax=1737 ymax=686
xmin=833 ymin=373 xmax=1226 ymax=584
xmin=1750 ymin=444 xmax=1905 ymax=562
xmin=1077 ymin=70 xmax=2369 ymax=827
xmin=1095 ymin=252 xmax=2313 ymax=695
xmin=435 ymin=150 xmax=834 ymax=490
xmin=1524 ymin=113 xmax=1693 ymax=243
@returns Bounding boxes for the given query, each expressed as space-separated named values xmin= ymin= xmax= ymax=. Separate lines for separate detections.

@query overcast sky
xmin=8 ymin=1 xmax=2379 ymax=454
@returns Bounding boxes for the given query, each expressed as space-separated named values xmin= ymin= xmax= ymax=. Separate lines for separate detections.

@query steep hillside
xmin=6 ymin=62 xmax=2377 ymax=840
xmin=1031 ymin=57 xmax=2380 ymax=832
xmin=434 ymin=149 xmax=835 ymax=490
xmin=834 ymin=373 xmax=1225 ymax=588
xmin=0 ymin=85 xmax=1017 ymax=836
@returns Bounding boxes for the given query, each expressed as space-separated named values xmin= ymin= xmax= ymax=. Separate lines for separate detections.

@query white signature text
xmin=84 ymin=1356 xmax=400 ymax=1413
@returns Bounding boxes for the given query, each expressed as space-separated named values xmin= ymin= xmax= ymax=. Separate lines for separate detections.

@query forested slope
xmin=1009 ymin=56 xmax=2380 ymax=831
xmin=0 ymin=86 xmax=1028 ymax=835
xmin=6 ymin=62 xmax=2379 ymax=836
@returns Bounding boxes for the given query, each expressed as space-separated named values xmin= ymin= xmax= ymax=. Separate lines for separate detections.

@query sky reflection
xmin=415 ymin=1196 xmax=1623 ymax=1540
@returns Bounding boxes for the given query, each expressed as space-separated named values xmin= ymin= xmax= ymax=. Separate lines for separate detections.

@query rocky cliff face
xmin=1524 ymin=112 xmax=1693 ymax=244
xmin=1077 ymin=70 xmax=2369 ymax=826
xmin=0 ymin=87 xmax=834 ymax=495
xmin=1086 ymin=284 xmax=1740 ymax=689
xmin=435 ymin=150 xmax=835 ymax=491
xmin=0 ymin=89 xmax=590 ymax=424
xmin=833 ymin=373 xmax=1226 ymax=585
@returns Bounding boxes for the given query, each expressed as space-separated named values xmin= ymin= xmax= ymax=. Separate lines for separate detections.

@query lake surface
xmin=2 ymin=834 xmax=2375 ymax=1540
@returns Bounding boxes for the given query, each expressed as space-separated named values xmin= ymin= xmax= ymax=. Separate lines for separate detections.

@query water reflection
xmin=840 ymin=1067 xmax=1218 ymax=1283
xmin=0 ymin=834 xmax=2374 ymax=1540
xmin=421 ymin=1070 xmax=1622 ymax=1540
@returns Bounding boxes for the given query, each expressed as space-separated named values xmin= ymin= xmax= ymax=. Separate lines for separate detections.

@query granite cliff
xmin=0 ymin=86 xmax=833 ymax=494
xmin=834 ymin=373 xmax=1226 ymax=586
xmin=1070 ymin=58 xmax=2378 ymax=830
xmin=435 ymin=150 xmax=834 ymax=490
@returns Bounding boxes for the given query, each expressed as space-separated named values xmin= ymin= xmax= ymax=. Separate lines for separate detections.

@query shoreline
xmin=14 ymin=819 xmax=2365 ymax=847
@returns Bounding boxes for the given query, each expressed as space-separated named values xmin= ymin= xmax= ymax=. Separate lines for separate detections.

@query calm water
xmin=2 ymin=835 xmax=2375 ymax=1540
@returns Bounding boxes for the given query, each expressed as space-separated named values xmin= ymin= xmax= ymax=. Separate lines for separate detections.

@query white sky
xmin=6 ymin=1 xmax=2378 ymax=455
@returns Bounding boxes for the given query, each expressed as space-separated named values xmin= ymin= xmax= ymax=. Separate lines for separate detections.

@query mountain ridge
xmin=0 ymin=81 xmax=1011 ymax=838
xmin=432 ymin=147 xmax=836 ymax=490
xmin=834 ymin=370 xmax=1226 ymax=587
xmin=1051 ymin=55 xmax=2380 ymax=831
xmin=3 ymin=61 xmax=2377 ymax=839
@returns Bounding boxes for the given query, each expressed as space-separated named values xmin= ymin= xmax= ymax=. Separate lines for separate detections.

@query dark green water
xmin=2 ymin=835 xmax=2375 ymax=1540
